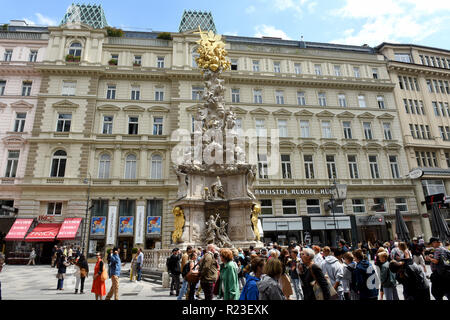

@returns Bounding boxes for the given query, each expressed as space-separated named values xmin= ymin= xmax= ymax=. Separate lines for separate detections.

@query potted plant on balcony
xmin=108 ymin=58 xmax=118 ymax=66
xmin=73 ymin=56 xmax=81 ymax=62
xmin=133 ymin=62 xmax=141 ymax=67
xmin=65 ymin=54 xmax=74 ymax=62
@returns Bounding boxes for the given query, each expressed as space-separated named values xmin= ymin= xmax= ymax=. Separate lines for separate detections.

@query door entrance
xmin=118 ymin=237 xmax=133 ymax=262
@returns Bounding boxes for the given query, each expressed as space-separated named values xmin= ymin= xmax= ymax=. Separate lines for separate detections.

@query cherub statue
xmin=250 ymin=203 xmax=262 ymax=241
xmin=172 ymin=206 xmax=185 ymax=243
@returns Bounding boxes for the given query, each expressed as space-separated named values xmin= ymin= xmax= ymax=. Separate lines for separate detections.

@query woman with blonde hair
xmin=257 ymin=258 xmax=285 ymax=300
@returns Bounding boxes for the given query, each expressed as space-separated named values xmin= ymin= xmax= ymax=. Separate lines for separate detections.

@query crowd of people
xmin=166 ymin=237 xmax=450 ymax=301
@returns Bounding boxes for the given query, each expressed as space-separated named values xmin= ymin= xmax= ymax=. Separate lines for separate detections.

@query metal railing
xmin=0 ymin=32 xmax=47 ymax=40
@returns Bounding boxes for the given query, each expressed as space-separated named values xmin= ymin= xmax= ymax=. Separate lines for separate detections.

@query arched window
xmin=50 ymin=150 xmax=67 ymax=177
xmin=192 ymin=46 xmax=199 ymax=68
xmin=150 ymin=154 xmax=162 ymax=179
xmin=98 ymin=154 xmax=111 ymax=179
xmin=125 ymin=154 xmax=137 ymax=179
xmin=69 ymin=42 xmax=82 ymax=58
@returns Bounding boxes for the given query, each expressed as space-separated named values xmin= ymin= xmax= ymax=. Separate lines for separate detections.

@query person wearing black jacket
xmin=56 ymin=255 xmax=70 ymax=290
xmin=299 ymin=248 xmax=330 ymax=300
xmin=167 ymin=248 xmax=182 ymax=296
xmin=389 ymin=260 xmax=430 ymax=300
xmin=75 ymin=254 xmax=89 ymax=294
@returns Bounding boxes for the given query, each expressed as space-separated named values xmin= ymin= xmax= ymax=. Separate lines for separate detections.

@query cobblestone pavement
xmin=0 ymin=262 xmax=442 ymax=300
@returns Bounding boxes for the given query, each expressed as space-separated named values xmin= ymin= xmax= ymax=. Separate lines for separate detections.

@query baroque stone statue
xmin=250 ymin=203 xmax=262 ymax=241
xmin=202 ymin=213 xmax=233 ymax=248
xmin=172 ymin=206 xmax=185 ymax=243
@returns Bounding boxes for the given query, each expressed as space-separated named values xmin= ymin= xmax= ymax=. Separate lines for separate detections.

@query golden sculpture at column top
xmin=172 ymin=206 xmax=185 ymax=243
xmin=195 ymin=27 xmax=231 ymax=72
xmin=251 ymin=203 xmax=262 ymax=241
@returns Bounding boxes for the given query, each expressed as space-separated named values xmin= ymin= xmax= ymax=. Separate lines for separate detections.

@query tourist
xmin=187 ymin=251 xmax=200 ymax=300
xmin=411 ymin=238 xmax=427 ymax=273
xmin=383 ymin=242 xmax=391 ymax=257
xmin=257 ymin=258 xmax=285 ymax=300
xmin=312 ymin=245 xmax=324 ymax=266
xmin=278 ymin=248 xmax=293 ymax=299
xmin=51 ymin=245 xmax=58 ymax=268
xmin=321 ymin=247 xmax=344 ymax=300
xmin=353 ymin=249 xmax=379 ymax=300
xmin=339 ymin=240 xmax=349 ymax=253
xmin=27 ymin=248 xmax=36 ymax=265
xmin=298 ymin=248 xmax=330 ymax=300
xmin=56 ymin=254 xmax=70 ymax=290
xmin=218 ymin=248 xmax=240 ymax=300
xmin=55 ymin=246 xmax=63 ymax=268
xmin=398 ymin=242 xmax=412 ymax=264
xmin=136 ymin=248 xmax=144 ymax=281
xmin=177 ymin=246 xmax=193 ymax=300
xmin=198 ymin=244 xmax=219 ymax=300
xmin=378 ymin=251 xmax=398 ymax=300
xmin=425 ymin=237 xmax=450 ymax=300
xmin=167 ymin=248 xmax=181 ymax=296
xmin=75 ymin=254 xmax=89 ymax=294
xmin=240 ymin=257 xmax=265 ymax=300
xmin=91 ymin=252 xmax=106 ymax=300
xmin=237 ymin=248 xmax=247 ymax=289
xmin=68 ymin=246 xmax=73 ymax=259
xmin=390 ymin=242 xmax=403 ymax=261
xmin=389 ymin=260 xmax=430 ymax=300
xmin=268 ymin=243 xmax=280 ymax=257
xmin=342 ymin=252 xmax=358 ymax=300
xmin=105 ymin=247 xmax=121 ymax=300
xmin=288 ymin=249 xmax=304 ymax=300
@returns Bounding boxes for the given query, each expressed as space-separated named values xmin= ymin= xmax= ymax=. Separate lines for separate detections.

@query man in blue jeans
xmin=136 ymin=248 xmax=144 ymax=281
xmin=106 ymin=247 xmax=121 ymax=300
xmin=288 ymin=249 xmax=304 ymax=300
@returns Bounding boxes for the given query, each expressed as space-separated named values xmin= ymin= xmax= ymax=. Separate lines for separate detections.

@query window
xmin=394 ymin=53 xmax=411 ymax=63
xmin=110 ymin=54 xmax=119 ymax=65
xmin=153 ymin=117 xmax=163 ymax=135
xmin=439 ymin=80 xmax=445 ymax=93
xmin=389 ymin=155 xmax=400 ymax=179
xmin=252 ymin=60 xmax=260 ymax=72
xmin=134 ymin=55 xmax=142 ymax=66
xmin=22 ymin=81 xmax=32 ymax=96
xmin=50 ymin=150 xmax=67 ymax=177
xmin=0 ymin=80 xmax=5 ymax=95
xmin=369 ymin=155 xmax=380 ymax=179
xmin=318 ymin=93 xmax=327 ymax=106
xmin=155 ymin=88 xmax=164 ymax=101
xmin=373 ymin=198 xmax=386 ymax=213
xmin=253 ymin=89 xmax=263 ymax=104
xmin=348 ymin=155 xmax=359 ymax=179
xmin=192 ymin=47 xmax=199 ymax=67
xmin=106 ymin=85 xmax=116 ymax=99
xmin=98 ymin=154 xmax=111 ymax=179
xmin=422 ymin=180 xmax=446 ymax=196
xmin=157 ymin=56 xmax=165 ymax=68
xmin=446 ymin=153 xmax=450 ymax=168
xmin=425 ymin=125 xmax=431 ymax=139
xmin=363 ymin=122 xmax=373 ymax=140
xmin=260 ymin=200 xmax=273 ymax=215
xmin=258 ymin=154 xmax=268 ymax=179
xmin=275 ymin=90 xmax=284 ymax=104
xmin=304 ymin=155 xmax=315 ymax=179
xmin=192 ymin=86 xmax=204 ymax=100
xmin=297 ymin=92 xmax=306 ymax=106
xmin=125 ymin=154 xmax=137 ymax=179
xmin=433 ymin=80 xmax=440 ymax=93
xmin=102 ymin=116 xmax=113 ymax=134
xmin=414 ymin=78 xmax=420 ymax=91
xmin=334 ymin=65 xmax=341 ymax=76
xmin=69 ymin=42 xmax=82 ymax=57
xmin=278 ymin=119 xmax=288 ymax=137
xmin=358 ymin=95 xmax=366 ymax=108
xmin=29 ymin=50 xmax=38 ymax=62
xmin=377 ymin=96 xmax=385 ymax=109
xmin=255 ymin=119 xmax=266 ymax=137
xmin=281 ymin=154 xmax=292 ymax=179
xmin=395 ymin=198 xmax=408 ymax=212
xmin=62 ymin=81 xmax=76 ymax=96
xmin=131 ymin=85 xmax=140 ymax=100
xmin=372 ymin=68 xmax=378 ymax=79
xmin=300 ymin=120 xmax=310 ymax=138
xmin=273 ymin=61 xmax=281 ymax=73
xmin=439 ymin=126 xmax=447 ymax=140
xmin=47 ymin=203 xmax=62 ymax=216
xmin=427 ymin=79 xmax=433 ymax=92
xmin=283 ymin=199 xmax=297 ymax=215
xmin=432 ymin=102 xmax=439 ymax=116
xmin=409 ymin=100 xmax=415 ymax=114
xmin=383 ymin=123 xmax=392 ymax=140
xmin=294 ymin=63 xmax=301 ymax=74
xmin=343 ymin=122 xmax=352 ymax=139
xmin=398 ymin=76 xmax=404 ymax=90
xmin=231 ymin=89 xmax=240 ymax=103
xmin=231 ymin=59 xmax=238 ymax=71
xmin=92 ymin=199 xmax=109 ymax=217
xmin=353 ymin=67 xmax=360 ymax=78
xmin=14 ymin=113 xmax=26 ymax=132
xmin=306 ymin=199 xmax=321 ymax=215
xmin=415 ymin=124 xmax=421 ymax=139
xmin=150 ymin=154 xmax=163 ymax=179
xmin=119 ymin=199 xmax=136 ymax=216
xmin=420 ymin=125 xmax=426 ymax=139
xmin=413 ymin=100 xmax=420 ymax=114
xmin=445 ymin=81 xmax=450 ymax=94
xmin=326 ymin=155 xmax=337 ymax=179
xmin=147 ymin=199 xmax=162 ymax=217
xmin=419 ymin=101 xmax=425 ymax=115
xmin=352 ymin=199 xmax=365 ymax=213
xmin=56 ymin=114 xmax=71 ymax=132
xmin=314 ymin=64 xmax=322 ymax=75
xmin=338 ymin=94 xmax=347 ymax=107
xmin=4 ymin=50 xmax=12 ymax=61
xmin=5 ymin=150 xmax=19 ymax=178
xmin=322 ymin=121 xmax=332 ymax=138
xmin=128 ymin=116 xmax=139 ymax=135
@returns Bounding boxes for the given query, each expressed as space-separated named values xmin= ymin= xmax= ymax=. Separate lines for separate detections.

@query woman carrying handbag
xmin=91 ymin=252 xmax=107 ymax=300
xmin=299 ymin=248 xmax=332 ymax=300
xmin=185 ymin=251 xmax=200 ymax=300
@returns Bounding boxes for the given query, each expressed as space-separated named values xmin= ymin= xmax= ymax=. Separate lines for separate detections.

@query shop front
xmin=25 ymin=222 xmax=62 ymax=264
xmin=304 ymin=216 xmax=353 ymax=247
xmin=89 ymin=199 xmax=108 ymax=257
xmin=355 ymin=214 xmax=389 ymax=243
xmin=262 ymin=217 xmax=303 ymax=245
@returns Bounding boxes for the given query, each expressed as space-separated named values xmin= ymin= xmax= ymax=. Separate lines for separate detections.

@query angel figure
xmin=250 ymin=203 xmax=262 ymax=241
xmin=172 ymin=206 xmax=185 ymax=243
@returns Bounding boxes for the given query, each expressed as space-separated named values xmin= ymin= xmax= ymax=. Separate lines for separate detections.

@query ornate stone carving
xmin=172 ymin=206 xmax=185 ymax=243
xmin=202 ymin=213 xmax=233 ymax=248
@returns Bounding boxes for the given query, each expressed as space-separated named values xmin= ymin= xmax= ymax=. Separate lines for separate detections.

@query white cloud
xmin=272 ymin=0 xmax=316 ymax=16
xmin=254 ymin=24 xmax=292 ymax=40
xmin=23 ymin=13 xmax=57 ymax=26
xmin=245 ymin=6 xmax=256 ymax=14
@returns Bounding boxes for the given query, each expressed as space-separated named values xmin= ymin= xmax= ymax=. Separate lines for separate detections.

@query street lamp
xmin=327 ymin=179 xmax=347 ymax=247
xmin=82 ymin=172 xmax=92 ymax=255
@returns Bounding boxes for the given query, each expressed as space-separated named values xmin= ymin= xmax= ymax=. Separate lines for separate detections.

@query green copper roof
xmin=179 ymin=10 xmax=216 ymax=33
xmin=60 ymin=3 xmax=108 ymax=29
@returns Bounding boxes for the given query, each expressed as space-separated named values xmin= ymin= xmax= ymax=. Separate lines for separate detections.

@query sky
xmin=1 ymin=0 xmax=450 ymax=49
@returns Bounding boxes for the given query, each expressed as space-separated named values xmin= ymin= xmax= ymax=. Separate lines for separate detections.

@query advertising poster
xmin=106 ymin=206 xmax=117 ymax=245
xmin=118 ymin=216 xmax=134 ymax=235
xmin=91 ymin=216 xmax=106 ymax=236
xmin=147 ymin=216 xmax=161 ymax=234
xmin=135 ymin=206 xmax=145 ymax=244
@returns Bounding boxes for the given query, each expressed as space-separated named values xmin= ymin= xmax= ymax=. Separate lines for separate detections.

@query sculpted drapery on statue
xmin=172 ymin=206 xmax=185 ymax=243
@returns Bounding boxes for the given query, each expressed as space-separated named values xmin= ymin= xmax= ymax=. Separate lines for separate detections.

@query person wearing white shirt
xmin=136 ymin=248 xmax=144 ymax=281
xmin=312 ymin=245 xmax=324 ymax=267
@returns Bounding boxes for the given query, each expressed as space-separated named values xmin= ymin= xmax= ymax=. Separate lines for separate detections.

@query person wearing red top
xmin=91 ymin=252 xmax=106 ymax=300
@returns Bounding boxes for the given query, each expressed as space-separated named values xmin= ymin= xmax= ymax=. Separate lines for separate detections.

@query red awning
xmin=5 ymin=219 xmax=34 ymax=241
xmin=57 ymin=218 xmax=82 ymax=240
xmin=25 ymin=223 xmax=62 ymax=242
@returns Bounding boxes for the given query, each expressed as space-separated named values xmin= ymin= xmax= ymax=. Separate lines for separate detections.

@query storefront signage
xmin=255 ymin=188 xmax=332 ymax=196
xmin=5 ymin=219 xmax=34 ymax=241
xmin=57 ymin=218 xmax=82 ymax=240
xmin=0 ymin=205 xmax=18 ymax=213
xmin=118 ymin=216 xmax=134 ymax=235
xmin=91 ymin=217 xmax=106 ymax=236
xmin=106 ymin=206 xmax=117 ymax=245
xmin=147 ymin=216 xmax=162 ymax=234
xmin=38 ymin=215 xmax=55 ymax=222
xmin=409 ymin=169 xmax=424 ymax=179
xmin=311 ymin=216 xmax=352 ymax=230
xmin=135 ymin=206 xmax=145 ymax=244
xmin=356 ymin=215 xmax=385 ymax=226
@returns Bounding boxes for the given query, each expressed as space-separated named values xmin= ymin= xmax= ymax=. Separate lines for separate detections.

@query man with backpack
xmin=167 ymin=248 xmax=182 ymax=296
xmin=342 ymin=252 xmax=358 ymax=300
xmin=425 ymin=237 xmax=450 ymax=300
xmin=353 ymin=249 xmax=379 ymax=300
xmin=378 ymin=251 xmax=399 ymax=300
